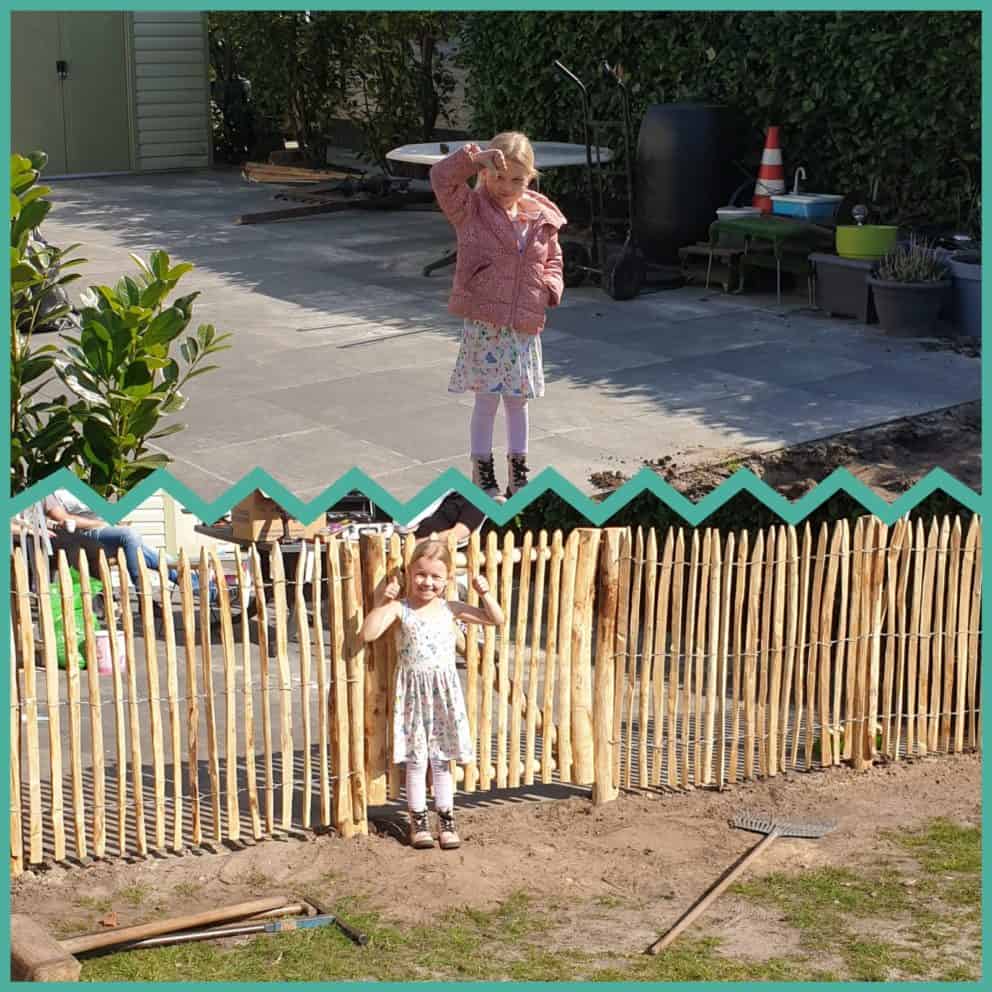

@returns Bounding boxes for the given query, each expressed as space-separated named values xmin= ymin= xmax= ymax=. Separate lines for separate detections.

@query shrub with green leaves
xmin=10 ymin=151 xmax=85 ymax=490
xmin=57 ymin=252 xmax=232 ymax=495
xmin=10 ymin=152 xmax=233 ymax=498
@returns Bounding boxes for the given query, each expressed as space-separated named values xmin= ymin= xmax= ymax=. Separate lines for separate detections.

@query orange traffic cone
xmin=752 ymin=125 xmax=785 ymax=213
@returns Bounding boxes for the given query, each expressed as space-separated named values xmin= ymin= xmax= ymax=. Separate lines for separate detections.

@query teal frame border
xmin=2 ymin=2 xmax=987 ymax=988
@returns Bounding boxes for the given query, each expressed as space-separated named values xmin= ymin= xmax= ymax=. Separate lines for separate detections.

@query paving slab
xmin=39 ymin=168 xmax=982 ymax=501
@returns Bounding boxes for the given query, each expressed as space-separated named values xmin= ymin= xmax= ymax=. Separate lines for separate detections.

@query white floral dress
xmin=447 ymin=209 xmax=546 ymax=399
xmin=392 ymin=599 xmax=474 ymax=765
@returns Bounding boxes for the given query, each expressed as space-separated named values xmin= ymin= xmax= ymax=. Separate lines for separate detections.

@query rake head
xmin=732 ymin=810 xmax=836 ymax=839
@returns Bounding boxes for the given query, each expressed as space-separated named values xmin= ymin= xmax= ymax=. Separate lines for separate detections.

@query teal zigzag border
xmin=11 ymin=465 xmax=982 ymax=528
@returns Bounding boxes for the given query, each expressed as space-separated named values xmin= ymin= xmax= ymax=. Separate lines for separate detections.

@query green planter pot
xmin=866 ymin=277 xmax=951 ymax=336
xmin=836 ymin=225 xmax=899 ymax=260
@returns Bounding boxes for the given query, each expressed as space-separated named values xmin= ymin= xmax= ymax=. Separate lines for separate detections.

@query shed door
xmin=10 ymin=11 xmax=132 ymax=175
xmin=11 ymin=12 xmax=68 ymax=174
xmin=59 ymin=12 xmax=133 ymax=173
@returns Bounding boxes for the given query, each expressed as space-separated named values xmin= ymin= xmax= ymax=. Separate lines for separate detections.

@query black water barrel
xmin=635 ymin=103 xmax=747 ymax=264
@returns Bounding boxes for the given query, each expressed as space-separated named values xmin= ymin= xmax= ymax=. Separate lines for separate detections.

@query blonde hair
xmin=484 ymin=131 xmax=539 ymax=180
xmin=407 ymin=539 xmax=453 ymax=576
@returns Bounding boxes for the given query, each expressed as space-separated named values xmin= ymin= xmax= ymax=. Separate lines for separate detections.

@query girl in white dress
xmin=361 ymin=539 xmax=504 ymax=849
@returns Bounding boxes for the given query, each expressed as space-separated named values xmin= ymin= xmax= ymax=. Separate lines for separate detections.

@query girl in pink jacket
xmin=431 ymin=132 xmax=566 ymax=500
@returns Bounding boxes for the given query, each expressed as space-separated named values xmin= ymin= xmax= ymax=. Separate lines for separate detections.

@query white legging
xmin=470 ymin=393 xmax=529 ymax=457
xmin=406 ymin=755 xmax=454 ymax=812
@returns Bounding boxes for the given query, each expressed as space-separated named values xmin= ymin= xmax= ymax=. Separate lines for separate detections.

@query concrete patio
xmin=42 ymin=168 xmax=981 ymax=501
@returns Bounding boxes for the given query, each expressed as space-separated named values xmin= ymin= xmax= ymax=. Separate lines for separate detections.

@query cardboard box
xmin=231 ymin=492 xmax=326 ymax=543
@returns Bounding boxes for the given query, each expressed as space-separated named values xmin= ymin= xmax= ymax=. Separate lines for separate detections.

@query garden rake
xmin=645 ymin=811 xmax=836 ymax=955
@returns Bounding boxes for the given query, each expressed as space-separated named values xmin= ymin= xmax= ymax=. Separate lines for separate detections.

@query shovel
xmin=645 ymin=811 xmax=836 ymax=955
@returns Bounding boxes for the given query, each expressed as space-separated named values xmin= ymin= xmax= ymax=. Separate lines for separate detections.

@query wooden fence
xmin=9 ymin=514 xmax=982 ymax=875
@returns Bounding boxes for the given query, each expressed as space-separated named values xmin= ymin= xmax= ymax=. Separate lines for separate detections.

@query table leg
xmin=423 ymin=246 xmax=457 ymax=277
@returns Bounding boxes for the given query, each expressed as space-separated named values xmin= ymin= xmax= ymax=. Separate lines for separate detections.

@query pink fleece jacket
xmin=430 ymin=146 xmax=567 ymax=335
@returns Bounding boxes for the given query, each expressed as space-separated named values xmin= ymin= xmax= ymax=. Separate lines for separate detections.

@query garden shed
xmin=11 ymin=10 xmax=211 ymax=176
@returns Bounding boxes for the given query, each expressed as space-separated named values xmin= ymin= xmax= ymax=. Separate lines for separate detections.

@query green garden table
xmin=707 ymin=215 xmax=835 ymax=303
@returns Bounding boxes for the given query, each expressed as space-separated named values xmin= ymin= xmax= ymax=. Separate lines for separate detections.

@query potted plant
xmin=867 ymin=235 xmax=951 ymax=337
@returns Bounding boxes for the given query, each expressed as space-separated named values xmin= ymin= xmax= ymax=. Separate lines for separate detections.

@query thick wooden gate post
xmin=593 ymin=529 xmax=622 ymax=805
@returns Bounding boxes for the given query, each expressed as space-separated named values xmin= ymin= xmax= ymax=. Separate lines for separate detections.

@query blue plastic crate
xmin=771 ymin=195 xmax=841 ymax=222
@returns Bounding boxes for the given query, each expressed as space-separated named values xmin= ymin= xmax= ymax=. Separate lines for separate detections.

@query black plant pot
xmin=866 ymin=278 xmax=952 ymax=337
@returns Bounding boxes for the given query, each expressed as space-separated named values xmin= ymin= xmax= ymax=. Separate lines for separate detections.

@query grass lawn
xmin=80 ymin=818 xmax=981 ymax=982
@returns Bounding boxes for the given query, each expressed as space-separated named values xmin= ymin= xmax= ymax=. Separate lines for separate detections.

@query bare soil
xmin=12 ymin=753 xmax=980 ymax=967
xmin=593 ymin=401 xmax=981 ymax=501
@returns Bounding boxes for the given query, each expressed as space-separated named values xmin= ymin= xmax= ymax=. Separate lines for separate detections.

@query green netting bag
xmin=49 ymin=566 xmax=104 ymax=669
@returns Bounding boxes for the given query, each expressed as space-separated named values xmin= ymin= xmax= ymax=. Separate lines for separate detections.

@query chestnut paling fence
xmin=9 ymin=514 xmax=982 ymax=875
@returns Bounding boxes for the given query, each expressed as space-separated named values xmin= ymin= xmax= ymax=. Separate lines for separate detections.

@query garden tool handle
xmin=646 ymin=829 xmax=781 ymax=955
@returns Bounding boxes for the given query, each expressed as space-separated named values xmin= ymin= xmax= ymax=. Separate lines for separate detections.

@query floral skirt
xmin=448 ymin=319 xmax=545 ymax=398
xmin=392 ymin=662 xmax=474 ymax=765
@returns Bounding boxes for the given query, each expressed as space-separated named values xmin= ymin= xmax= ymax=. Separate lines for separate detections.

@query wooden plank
xmin=613 ymin=528 xmax=632 ymax=790
xmin=866 ymin=521 xmax=888 ymax=767
xmin=197 ymin=551 xmax=222 ymax=843
xmin=10 ymin=630 xmax=23 ymax=876
xmin=524 ymin=530 xmax=548 ymax=787
xmin=177 ymin=552 xmax=201 ymax=847
xmin=480 ymin=531 xmax=498 ymax=791
xmin=759 ymin=526 xmax=778 ymax=779
xmin=841 ymin=520 xmax=864 ymax=763
xmin=928 ymin=518 xmax=950 ymax=753
xmin=916 ymin=519 xmax=939 ymax=756
xmin=813 ymin=524 xmax=835 ymax=768
xmin=791 ymin=524 xmax=813 ymax=769
xmin=155 ymin=558 xmax=182 ymax=852
xmin=97 ymin=551 xmax=128 ymax=857
xmin=892 ymin=521 xmax=913 ymax=760
xmin=209 ymin=551 xmax=239 ymax=842
xmin=56 ymin=552 xmax=87 ymax=859
xmin=592 ymin=529 xmax=621 ymax=804
xmin=327 ymin=539 xmax=354 ymax=836
xmin=12 ymin=550 xmax=42 ymax=863
xmin=35 ymin=552 xmax=66 ymax=861
xmin=360 ymin=535 xmax=388 ymax=805
xmin=693 ymin=530 xmax=711 ymax=787
xmin=667 ymin=529 xmax=685 ymax=788
xmin=136 ymin=555 xmax=167 ymax=850
xmin=270 ymin=546 xmax=295 ymax=832
xmin=510 ymin=531 xmax=533 ymax=788
xmin=234 ymin=549 xmax=262 ymax=840
xmin=966 ymin=519 xmax=981 ymax=750
xmin=904 ymin=519 xmax=926 ymax=757
xmin=446 ymin=530 xmax=460 ymax=788
xmin=881 ymin=521 xmax=905 ymax=758
xmin=780 ymin=526 xmax=802 ymax=772
xmin=386 ymin=534 xmax=404 ymax=800
xmin=495 ymin=532 xmax=515 ymax=788
xmin=571 ymin=529 xmax=601 ymax=786
xmin=556 ymin=530 xmax=580 ymax=783
xmin=250 ymin=547 xmax=274 ymax=833
xmin=940 ymin=520 xmax=961 ymax=753
xmin=743 ymin=531 xmax=764 ymax=780
xmin=767 ymin=527 xmax=786 ymax=778
xmin=703 ymin=530 xmax=722 ymax=785
xmin=309 ymin=541 xmax=330 ymax=828
xmin=831 ymin=521 xmax=850 ymax=765
xmin=728 ymin=531 xmax=748 ymax=786
xmin=293 ymin=548 xmax=313 ymax=830
xmin=625 ymin=528 xmax=644 ymax=789
xmin=341 ymin=540 xmax=368 ymax=835
xmin=540 ymin=531 xmax=564 ymax=784
xmin=638 ymin=529 xmax=658 ymax=789
xmin=680 ymin=531 xmax=700 ymax=787
xmin=118 ymin=551 xmax=146 ymax=856
xmin=716 ymin=532 xmax=734 ymax=789
xmin=651 ymin=529 xmax=674 ymax=787
xmin=464 ymin=530 xmax=482 ymax=793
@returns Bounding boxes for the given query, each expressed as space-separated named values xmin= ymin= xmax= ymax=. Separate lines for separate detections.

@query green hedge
xmin=458 ymin=11 xmax=979 ymax=228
